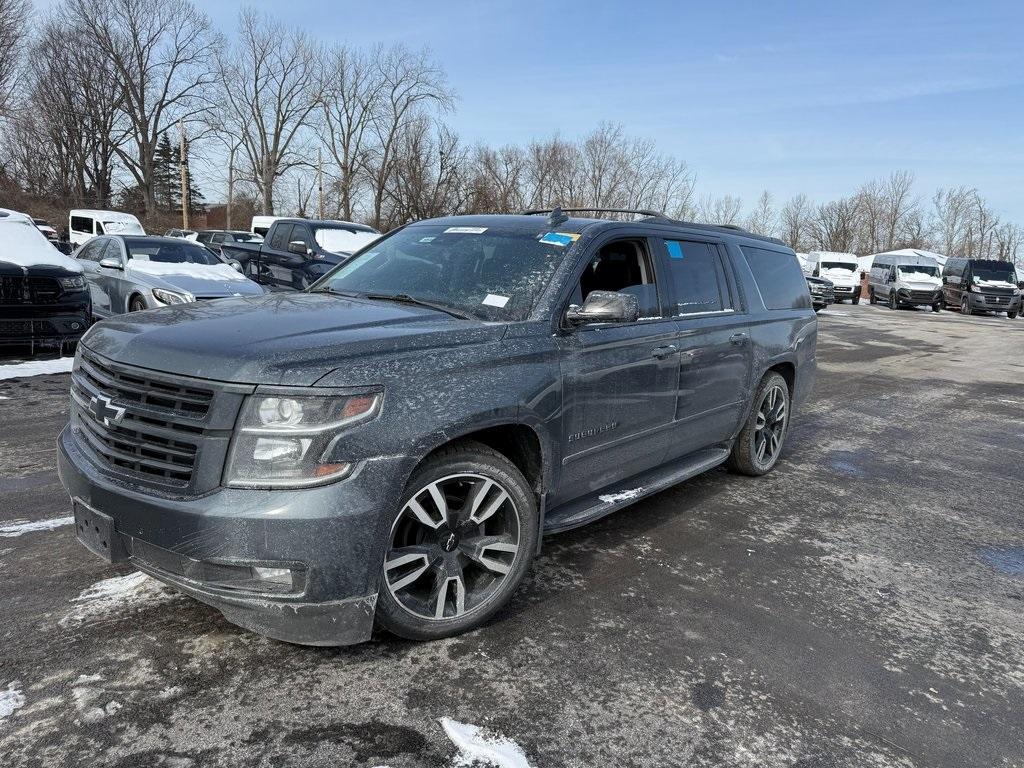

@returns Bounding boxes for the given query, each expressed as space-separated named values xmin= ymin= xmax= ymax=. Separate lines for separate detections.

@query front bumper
xmin=58 ymin=424 xmax=410 ymax=645
xmin=0 ymin=308 xmax=90 ymax=346
xmin=830 ymin=285 xmax=858 ymax=299
xmin=895 ymin=288 xmax=942 ymax=306
xmin=966 ymin=292 xmax=1022 ymax=313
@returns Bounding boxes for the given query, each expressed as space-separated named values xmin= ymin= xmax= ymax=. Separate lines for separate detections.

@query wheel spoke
xmin=462 ymin=534 xmax=518 ymax=575
xmin=385 ymin=547 xmax=434 ymax=592
xmin=769 ymin=431 xmax=780 ymax=457
xmin=471 ymin=488 xmax=509 ymax=526
xmin=432 ymin=568 xmax=466 ymax=619
xmin=406 ymin=496 xmax=444 ymax=529
xmin=426 ymin=481 xmax=450 ymax=524
xmin=755 ymin=432 xmax=768 ymax=462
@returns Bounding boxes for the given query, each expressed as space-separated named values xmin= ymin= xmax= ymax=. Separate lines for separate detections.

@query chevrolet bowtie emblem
xmin=89 ymin=394 xmax=127 ymax=427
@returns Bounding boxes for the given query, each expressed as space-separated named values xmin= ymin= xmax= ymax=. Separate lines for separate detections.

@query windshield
xmin=315 ymin=227 xmax=380 ymax=255
xmin=821 ymin=261 xmax=857 ymax=272
xmin=315 ymin=224 xmax=570 ymax=320
xmin=103 ymin=219 xmax=144 ymax=234
xmin=125 ymin=240 xmax=220 ymax=265
xmin=898 ymin=265 xmax=939 ymax=278
xmin=971 ymin=264 xmax=1017 ymax=284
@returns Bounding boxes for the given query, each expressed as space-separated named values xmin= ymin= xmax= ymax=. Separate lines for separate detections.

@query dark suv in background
xmin=942 ymin=258 xmax=1021 ymax=318
xmin=58 ymin=209 xmax=816 ymax=646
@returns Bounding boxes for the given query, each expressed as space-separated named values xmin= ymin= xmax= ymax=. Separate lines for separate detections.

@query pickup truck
xmin=221 ymin=218 xmax=380 ymax=290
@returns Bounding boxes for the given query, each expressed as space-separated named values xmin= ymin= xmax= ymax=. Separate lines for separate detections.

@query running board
xmin=542 ymin=448 xmax=730 ymax=535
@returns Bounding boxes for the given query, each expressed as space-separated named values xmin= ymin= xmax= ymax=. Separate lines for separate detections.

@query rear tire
xmin=375 ymin=441 xmax=538 ymax=642
xmin=727 ymin=372 xmax=791 ymax=477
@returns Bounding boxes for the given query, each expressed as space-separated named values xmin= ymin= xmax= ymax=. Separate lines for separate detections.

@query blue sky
xmin=210 ymin=1 xmax=1023 ymax=220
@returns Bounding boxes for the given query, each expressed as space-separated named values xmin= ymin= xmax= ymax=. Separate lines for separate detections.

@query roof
xmin=275 ymin=218 xmax=378 ymax=233
xmin=0 ymin=208 xmax=83 ymax=271
xmin=69 ymin=209 xmax=141 ymax=222
xmin=410 ymin=213 xmax=789 ymax=247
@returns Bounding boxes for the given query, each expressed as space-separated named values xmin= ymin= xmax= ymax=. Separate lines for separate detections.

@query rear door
xmin=264 ymin=223 xmax=294 ymax=288
xmin=76 ymin=239 xmax=108 ymax=316
xmin=660 ymin=236 xmax=751 ymax=460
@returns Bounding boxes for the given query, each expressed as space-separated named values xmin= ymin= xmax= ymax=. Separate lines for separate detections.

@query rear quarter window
xmin=741 ymin=245 xmax=811 ymax=310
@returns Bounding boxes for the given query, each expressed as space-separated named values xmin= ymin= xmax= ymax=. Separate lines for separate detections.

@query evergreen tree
xmin=153 ymin=133 xmax=178 ymax=212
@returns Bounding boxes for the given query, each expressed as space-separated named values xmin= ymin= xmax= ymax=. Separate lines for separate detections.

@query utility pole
xmin=179 ymin=119 xmax=191 ymax=230
xmin=226 ymin=143 xmax=236 ymax=230
xmin=317 ymin=147 xmax=324 ymax=220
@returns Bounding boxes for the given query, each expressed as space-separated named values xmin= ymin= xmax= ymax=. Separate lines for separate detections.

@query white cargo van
xmin=69 ymin=210 xmax=145 ymax=246
xmin=868 ymin=251 xmax=943 ymax=312
xmin=804 ymin=251 xmax=862 ymax=304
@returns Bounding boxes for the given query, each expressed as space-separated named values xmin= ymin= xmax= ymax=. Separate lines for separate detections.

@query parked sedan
xmin=74 ymin=235 xmax=265 ymax=318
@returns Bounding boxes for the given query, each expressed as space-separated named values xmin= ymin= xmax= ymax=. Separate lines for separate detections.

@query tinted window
xmin=664 ymin=240 xmax=730 ymax=315
xmin=289 ymin=225 xmax=310 ymax=249
xmin=742 ymin=246 xmax=811 ymax=310
xmin=270 ymin=224 xmax=292 ymax=250
xmin=100 ymin=240 xmax=122 ymax=263
xmin=77 ymin=240 xmax=103 ymax=261
xmin=70 ymin=216 xmax=92 ymax=233
xmin=123 ymin=239 xmax=219 ymax=265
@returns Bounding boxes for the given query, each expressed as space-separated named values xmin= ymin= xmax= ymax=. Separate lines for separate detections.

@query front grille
xmin=906 ymin=291 xmax=938 ymax=304
xmin=0 ymin=319 xmax=56 ymax=337
xmin=69 ymin=348 xmax=251 ymax=493
xmin=980 ymin=293 xmax=1012 ymax=306
xmin=0 ymin=275 xmax=62 ymax=305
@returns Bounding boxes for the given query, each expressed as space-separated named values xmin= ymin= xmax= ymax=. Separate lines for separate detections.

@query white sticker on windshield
xmin=482 ymin=293 xmax=510 ymax=308
xmin=444 ymin=226 xmax=487 ymax=234
xmin=418 ymin=236 xmax=436 ymax=243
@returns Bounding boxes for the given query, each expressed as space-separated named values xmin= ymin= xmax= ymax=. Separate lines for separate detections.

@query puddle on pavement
xmin=828 ymin=451 xmax=867 ymax=477
xmin=979 ymin=547 xmax=1024 ymax=577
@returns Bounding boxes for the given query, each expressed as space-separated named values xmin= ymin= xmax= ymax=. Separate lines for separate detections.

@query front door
xmin=553 ymin=235 xmax=678 ymax=505
xmin=658 ymin=237 xmax=751 ymax=460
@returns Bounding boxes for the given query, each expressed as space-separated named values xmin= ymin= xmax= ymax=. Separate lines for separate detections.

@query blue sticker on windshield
xmin=539 ymin=232 xmax=577 ymax=247
xmin=666 ymin=241 xmax=684 ymax=260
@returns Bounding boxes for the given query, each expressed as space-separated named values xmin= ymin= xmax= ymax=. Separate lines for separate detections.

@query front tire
xmin=727 ymin=372 xmax=791 ymax=477
xmin=851 ymin=293 xmax=860 ymax=305
xmin=888 ymin=291 xmax=897 ymax=310
xmin=932 ymin=302 xmax=942 ymax=313
xmin=129 ymin=296 xmax=147 ymax=312
xmin=376 ymin=441 xmax=538 ymax=642
xmin=960 ymin=297 xmax=972 ymax=316
xmin=1008 ymin=310 xmax=1019 ymax=320
xmin=869 ymin=288 xmax=877 ymax=305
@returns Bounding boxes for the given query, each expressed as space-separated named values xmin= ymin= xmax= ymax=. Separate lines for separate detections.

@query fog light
xmin=253 ymin=566 xmax=292 ymax=585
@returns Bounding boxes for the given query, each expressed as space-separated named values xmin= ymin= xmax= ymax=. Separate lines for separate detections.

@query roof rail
xmin=716 ymin=223 xmax=748 ymax=232
xmin=521 ymin=207 xmax=666 ymax=221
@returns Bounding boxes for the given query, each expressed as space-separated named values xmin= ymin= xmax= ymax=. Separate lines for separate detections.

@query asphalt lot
xmin=1 ymin=302 xmax=1023 ymax=768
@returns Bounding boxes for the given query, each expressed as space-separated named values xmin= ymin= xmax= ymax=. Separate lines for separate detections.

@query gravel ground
xmin=1 ymin=302 xmax=1022 ymax=768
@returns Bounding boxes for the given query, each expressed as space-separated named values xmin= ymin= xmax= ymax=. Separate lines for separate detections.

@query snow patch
xmin=59 ymin=572 xmax=178 ymax=628
xmin=0 ymin=682 xmax=26 ymax=721
xmin=0 ymin=209 xmax=83 ymax=270
xmin=599 ymin=488 xmax=644 ymax=504
xmin=440 ymin=718 xmax=534 ymax=768
xmin=0 ymin=515 xmax=74 ymax=537
xmin=0 ymin=357 xmax=74 ymax=380
xmin=128 ymin=260 xmax=251 ymax=282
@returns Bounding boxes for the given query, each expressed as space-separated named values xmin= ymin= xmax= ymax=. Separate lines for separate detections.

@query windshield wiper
xmin=363 ymin=293 xmax=474 ymax=320
xmin=311 ymin=286 xmax=361 ymax=298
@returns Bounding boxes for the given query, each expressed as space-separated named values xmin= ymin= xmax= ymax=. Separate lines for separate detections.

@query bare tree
xmin=811 ymin=197 xmax=859 ymax=252
xmin=469 ymin=144 xmax=528 ymax=213
xmin=218 ymin=9 xmax=323 ymax=215
xmin=696 ymin=194 xmax=743 ymax=226
xmin=65 ymin=0 xmax=217 ymax=213
xmin=0 ymin=0 xmax=30 ymax=117
xmin=780 ymin=193 xmax=813 ymax=251
xmin=383 ymin=117 xmax=468 ymax=225
xmin=930 ymin=186 xmax=974 ymax=256
xmin=745 ymin=190 xmax=776 ymax=237
xmin=319 ymin=45 xmax=384 ymax=221
xmin=365 ymin=45 xmax=455 ymax=229
xmin=994 ymin=222 xmax=1023 ymax=264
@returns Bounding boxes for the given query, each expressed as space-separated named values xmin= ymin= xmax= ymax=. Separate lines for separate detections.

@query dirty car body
xmin=58 ymin=213 xmax=817 ymax=645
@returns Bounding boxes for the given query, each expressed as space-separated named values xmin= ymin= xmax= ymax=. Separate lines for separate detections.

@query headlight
xmin=224 ymin=391 xmax=382 ymax=488
xmin=152 ymin=287 xmax=195 ymax=305
xmin=59 ymin=275 xmax=86 ymax=290
xmin=969 ymin=285 xmax=983 ymax=293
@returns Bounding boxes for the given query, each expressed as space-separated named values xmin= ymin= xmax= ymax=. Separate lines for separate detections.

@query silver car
xmin=75 ymin=235 xmax=265 ymax=317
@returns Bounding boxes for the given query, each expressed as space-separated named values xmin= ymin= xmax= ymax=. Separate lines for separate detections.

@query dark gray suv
xmin=57 ymin=209 xmax=817 ymax=646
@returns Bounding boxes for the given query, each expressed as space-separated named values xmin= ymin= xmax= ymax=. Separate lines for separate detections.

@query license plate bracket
xmin=73 ymin=501 xmax=128 ymax=563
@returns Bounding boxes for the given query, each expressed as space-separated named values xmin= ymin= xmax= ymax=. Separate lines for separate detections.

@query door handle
xmin=729 ymin=333 xmax=748 ymax=346
xmin=650 ymin=344 xmax=677 ymax=360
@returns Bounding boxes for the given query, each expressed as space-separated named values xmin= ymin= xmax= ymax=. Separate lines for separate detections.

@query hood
xmin=0 ymin=215 xmax=84 ymax=272
xmin=81 ymin=292 xmax=506 ymax=386
xmin=973 ymin=278 xmax=1018 ymax=290
xmin=126 ymin=260 xmax=264 ymax=298
xmin=898 ymin=273 xmax=942 ymax=289
xmin=820 ymin=267 xmax=858 ymax=285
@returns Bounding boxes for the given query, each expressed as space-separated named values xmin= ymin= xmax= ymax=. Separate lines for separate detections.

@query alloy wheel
xmin=384 ymin=473 xmax=522 ymax=621
xmin=754 ymin=384 xmax=788 ymax=467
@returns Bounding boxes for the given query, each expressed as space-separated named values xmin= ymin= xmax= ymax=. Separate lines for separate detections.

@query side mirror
xmin=98 ymin=257 xmax=123 ymax=270
xmin=288 ymin=241 xmax=309 ymax=256
xmin=566 ymin=290 xmax=640 ymax=326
